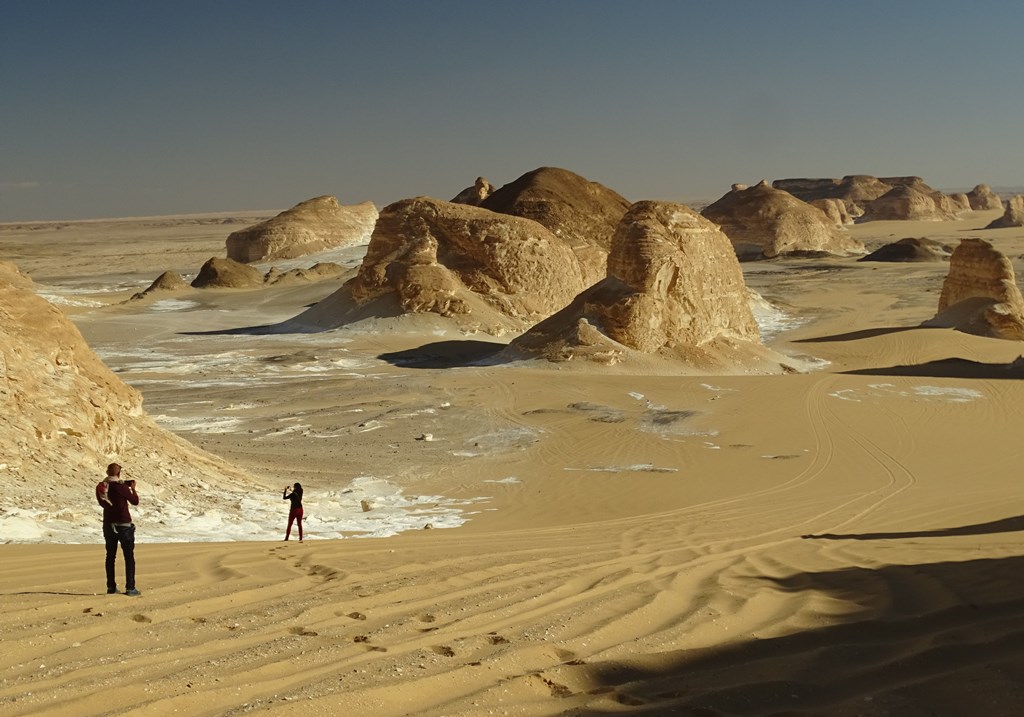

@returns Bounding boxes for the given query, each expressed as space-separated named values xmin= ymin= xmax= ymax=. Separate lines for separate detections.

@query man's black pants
xmin=103 ymin=522 xmax=136 ymax=591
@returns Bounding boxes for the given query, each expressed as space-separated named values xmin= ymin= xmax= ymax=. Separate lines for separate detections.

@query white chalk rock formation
xmin=985 ymin=195 xmax=1024 ymax=229
xmin=481 ymin=167 xmax=631 ymax=285
xmin=967 ymin=184 xmax=1003 ymax=211
xmin=702 ymin=181 xmax=864 ymax=259
xmin=129 ymin=271 xmax=189 ymax=301
xmin=924 ymin=238 xmax=1024 ymax=339
xmin=225 ymin=196 xmax=377 ymax=263
xmin=290 ymin=197 xmax=587 ymax=334
xmin=0 ymin=261 xmax=257 ymax=513
xmin=451 ymin=177 xmax=495 ymax=206
xmin=508 ymin=201 xmax=782 ymax=370
xmin=862 ymin=185 xmax=960 ymax=221
xmin=810 ymin=198 xmax=854 ymax=226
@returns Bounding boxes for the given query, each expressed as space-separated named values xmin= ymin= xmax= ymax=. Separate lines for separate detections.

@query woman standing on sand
xmin=283 ymin=483 xmax=304 ymax=542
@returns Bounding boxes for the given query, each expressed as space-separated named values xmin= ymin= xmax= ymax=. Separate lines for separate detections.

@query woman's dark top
xmin=284 ymin=486 xmax=303 ymax=511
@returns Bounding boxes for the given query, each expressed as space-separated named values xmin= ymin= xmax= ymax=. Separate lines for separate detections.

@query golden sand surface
xmin=3 ymin=209 xmax=1024 ymax=715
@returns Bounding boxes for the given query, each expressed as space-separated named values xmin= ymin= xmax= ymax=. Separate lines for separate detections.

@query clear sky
xmin=3 ymin=0 xmax=1024 ymax=221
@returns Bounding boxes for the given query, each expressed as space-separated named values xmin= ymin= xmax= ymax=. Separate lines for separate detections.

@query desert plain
xmin=3 ymin=202 xmax=1024 ymax=717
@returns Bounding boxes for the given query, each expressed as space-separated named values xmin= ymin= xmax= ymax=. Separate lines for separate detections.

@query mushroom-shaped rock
xmin=508 ymin=201 xmax=777 ymax=369
xmin=702 ymin=183 xmax=864 ymax=259
xmin=923 ymin=238 xmax=1024 ymax=339
xmin=225 ymin=196 xmax=377 ymax=263
xmin=966 ymin=184 xmax=1003 ymax=211
xmin=985 ymin=196 xmax=1024 ymax=229
xmin=480 ymin=166 xmax=631 ymax=285
xmin=191 ymin=257 xmax=264 ymax=288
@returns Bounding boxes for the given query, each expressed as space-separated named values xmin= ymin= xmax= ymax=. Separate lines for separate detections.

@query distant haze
xmin=3 ymin=1 xmax=1024 ymax=221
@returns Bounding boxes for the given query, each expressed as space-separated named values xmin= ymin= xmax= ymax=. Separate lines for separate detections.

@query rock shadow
xmin=842 ymin=357 xmax=1024 ymax=380
xmin=563 ymin=553 xmax=1024 ymax=715
xmin=377 ymin=340 xmax=508 ymax=368
xmin=793 ymin=326 xmax=925 ymax=343
xmin=803 ymin=514 xmax=1024 ymax=541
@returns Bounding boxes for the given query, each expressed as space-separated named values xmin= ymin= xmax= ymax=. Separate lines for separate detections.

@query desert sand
xmin=4 ymin=207 xmax=1024 ymax=716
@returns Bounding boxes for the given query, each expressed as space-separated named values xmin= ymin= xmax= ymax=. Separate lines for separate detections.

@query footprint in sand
xmin=131 ymin=614 xmax=151 ymax=624
xmin=191 ymin=616 xmax=208 ymax=624
xmin=347 ymin=611 xmax=367 ymax=621
xmin=553 ymin=647 xmax=575 ymax=661
xmin=487 ymin=634 xmax=510 ymax=645
xmin=431 ymin=645 xmax=455 ymax=657
xmin=539 ymin=676 xmax=574 ymax=698
xmin=366 ymin=645 xmax=387 ymax=652
xmin=288 ymin=626 xmax=318 ymax=637
xmin=353 ymin=635 xmax=370 ymax=643
xmin=418 ymin=613 xmax=436 ymax=623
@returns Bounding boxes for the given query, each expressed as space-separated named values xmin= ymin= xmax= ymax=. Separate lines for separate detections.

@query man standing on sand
xmin=96 ymin=463 xmax=141 ymax=596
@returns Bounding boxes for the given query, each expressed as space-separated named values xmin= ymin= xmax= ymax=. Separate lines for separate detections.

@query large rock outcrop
xmin=508 ymin=201 xmax=778 ymax=370
xmin=480 ymin=167 xmax=631 ymax=285
xmin=0 ymin=261 xmax=258 ymax=523
xmin=985 ymin=196 xmax=1024 ymax=229
xmin=225 ymin=196 xmax=377 ymax=263
xmin=288 ymin=197 xmax=587 ymax=334
xmin=861 ymin=184 xmax=960 ymax=221
xmin=967 ymin=184 xmax=1003 ymax=211
xmin=129 ymin=270 xmax=189 ymax=300
xmin=923 ymin=238 xmax=1024 ymax=339
xmin=701 ymin=181 xmax=864 ymax=259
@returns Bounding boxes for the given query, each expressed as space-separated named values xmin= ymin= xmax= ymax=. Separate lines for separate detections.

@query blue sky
xmin=3 ymin=0 xmax=1024 ymax=220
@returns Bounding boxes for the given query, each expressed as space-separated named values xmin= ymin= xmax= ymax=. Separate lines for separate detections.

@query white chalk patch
xmin=912 ymin=386 xmax=983 ymax=402
xmin=148 ymin=299 xmax=199 ymax=312
xmin=151 ymin=415 xmax=244 ymax=433
xmin=829 ymin=390 xmax=861 ymax=402
xmin=565 ymin=464 xmax=679 ymax=473
xmin=484 ymin=476 xmax=521 ymax=484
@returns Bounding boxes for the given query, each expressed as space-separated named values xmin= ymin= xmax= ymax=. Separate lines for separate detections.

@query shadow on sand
xmin=802 ymin=515 xmax=1024 ymax=541
xmin=792 ymin=326 xmax=924 ymax=343
xmin=558 ymin=551 xmax=1024 ymax=715
xmin=842 ymin=357 xmax=1024 ymax=380
xmin=377 ymin=340 xmax=507 ymax=368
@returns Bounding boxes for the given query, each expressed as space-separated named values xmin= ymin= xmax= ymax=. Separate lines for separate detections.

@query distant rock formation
xmin=0 ymin=261 xmax=255 ymax=503
xmin=859 ymin=237 xmax=952 ymax=262
xmin=508 ymin=201 xmax=778 ymax=369
xmin=923 ymin=238 xmax=1024 ymax=339
xmin=862 ymin=185 xmax=960 ymax=221
xmin=129 ymin=271 xmax=188 ymax=300
xmin=985 ymin=195 xmax=1024 ymax=229
xmin=810 ymin=198 xmax=853 ymax=226
xmin=701 ymin=181 xmax=865 ymax=259
xmin=772 ymin=175 xmax=893 ymax=216
xmin=290 ymin=197 xmax=586 ymax=334
xmin=966 ymin=184 xmax=1003 ymax=211
xmin=264 ymin=262 xmax=346 ymax=286
xmin=451 ymin=177 xmax=494 ymax=206
xmin=480 ymin=167 xmax=631 ymax=285
xmin=225 ymin=196 xmax=377 ymax=263
xmin=191 ymin=257 xmax=264 ymax=288
xmin=775 ymin=175 xmax=968 ymax=221
xmin=948 ymin=193 xmax=972 ymax=213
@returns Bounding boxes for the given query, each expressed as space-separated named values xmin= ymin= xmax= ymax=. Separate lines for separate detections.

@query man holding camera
xmin=96 ymin=462 xmax=141 ymax=596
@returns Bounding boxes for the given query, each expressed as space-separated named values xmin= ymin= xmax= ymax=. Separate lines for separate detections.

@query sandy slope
xmin=3 ymin=209 xmax=1024 ymax=715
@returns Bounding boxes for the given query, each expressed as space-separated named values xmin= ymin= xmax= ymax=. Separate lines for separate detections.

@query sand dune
xmin=3 ymin=208 xmax=1024 ymax=715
